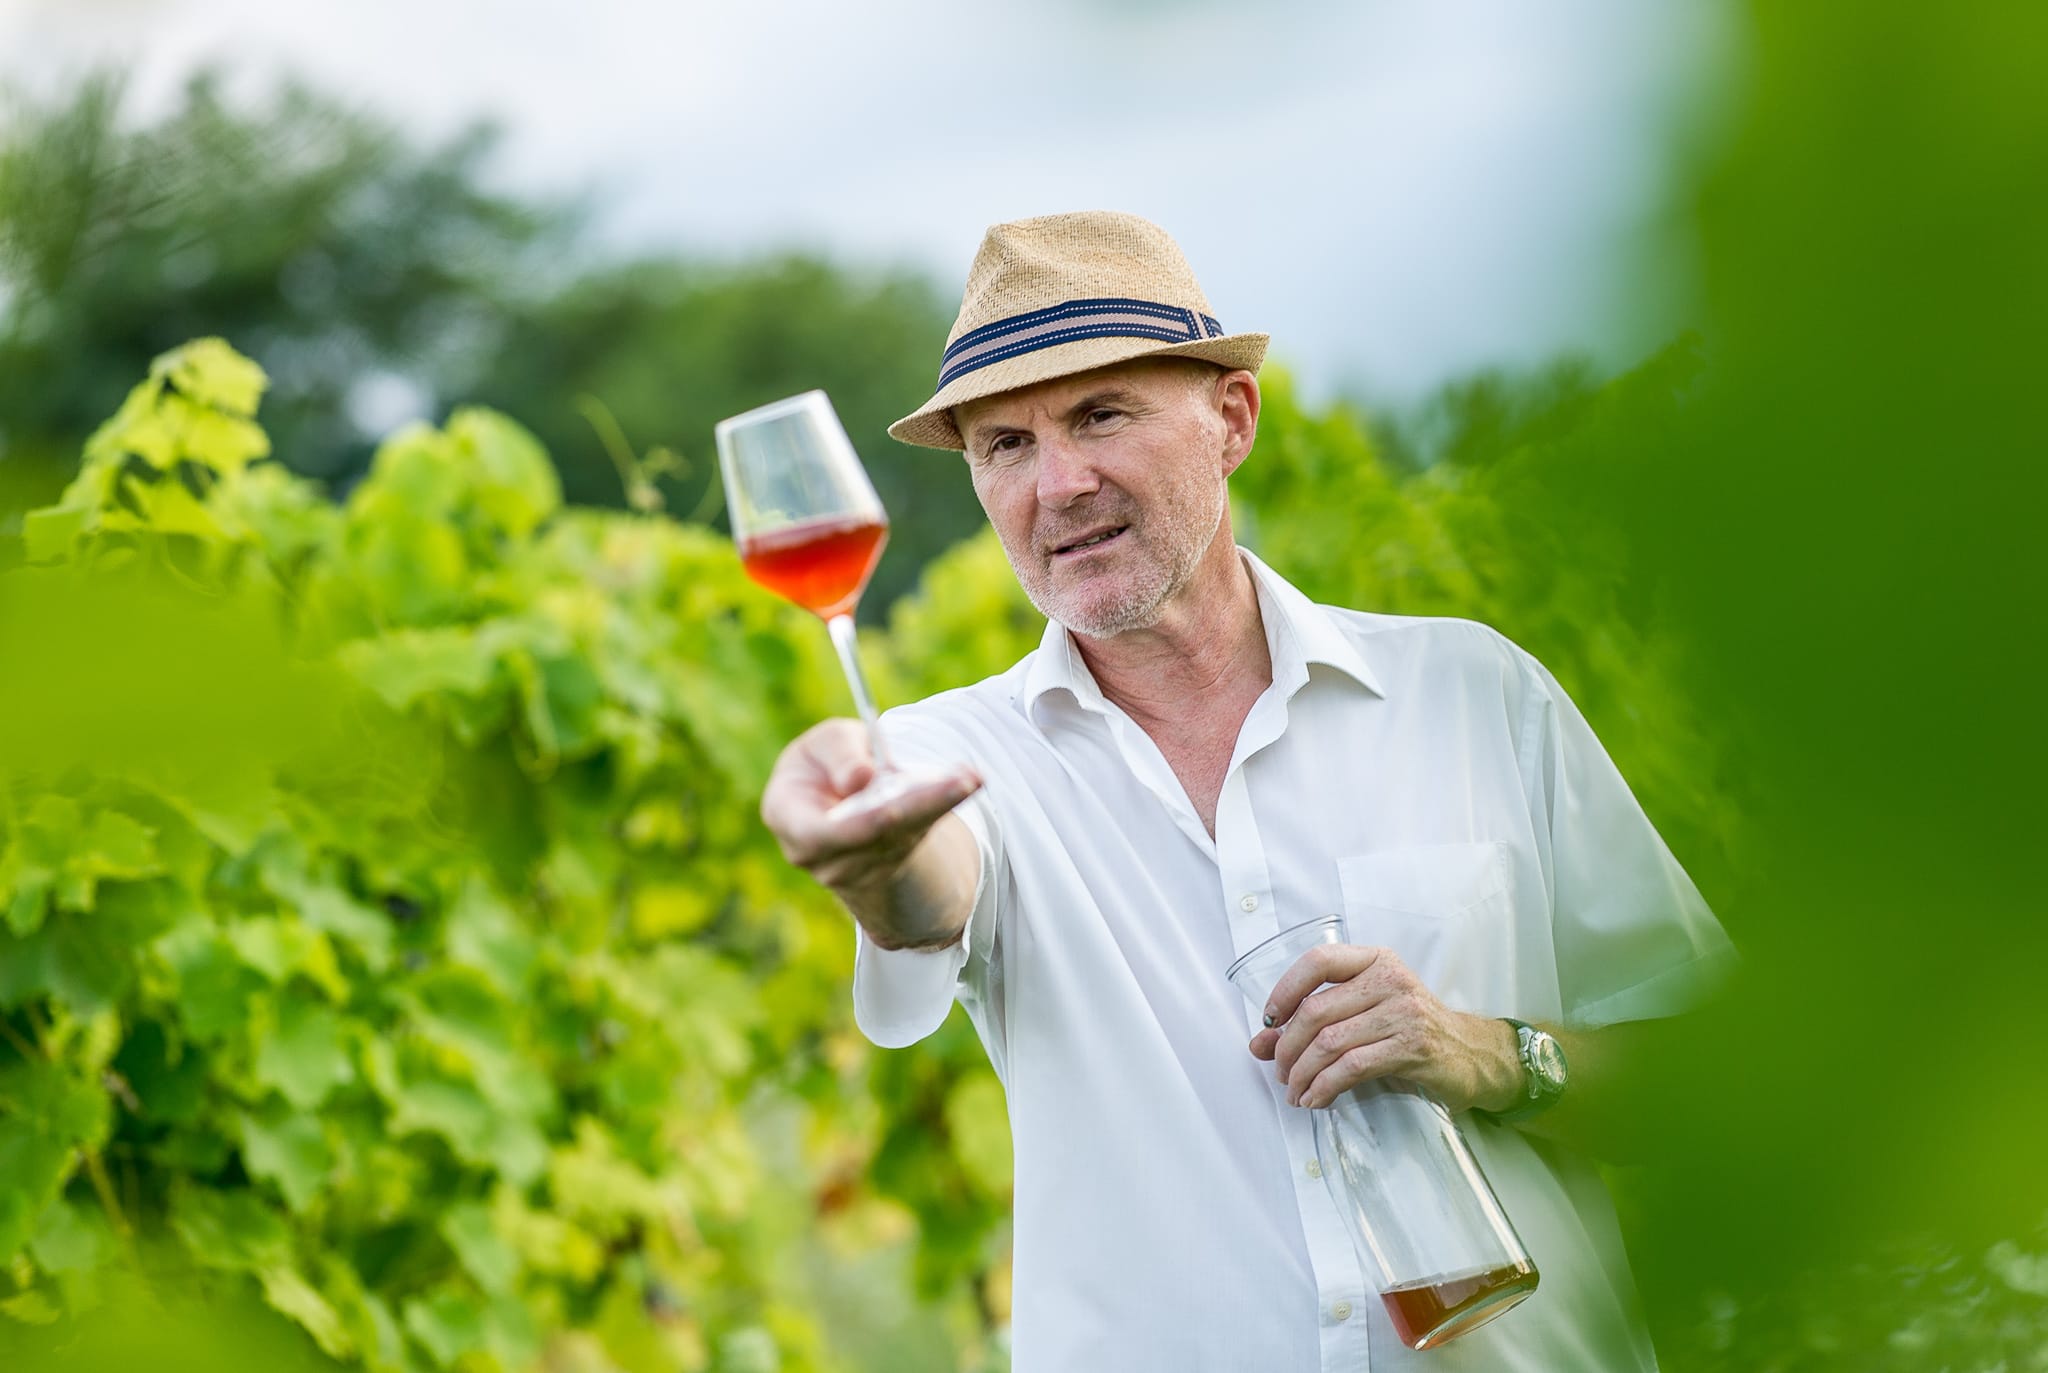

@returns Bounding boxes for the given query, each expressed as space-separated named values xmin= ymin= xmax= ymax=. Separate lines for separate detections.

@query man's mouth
xmin=1052 ymin=526 xmax=1129 ymax=557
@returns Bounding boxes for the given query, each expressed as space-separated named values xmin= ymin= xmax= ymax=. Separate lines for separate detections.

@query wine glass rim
xmin=715 ymin=389 xmax=833 ymax=436
xmin=1223 ymin=913 xmax=1346 ymax=982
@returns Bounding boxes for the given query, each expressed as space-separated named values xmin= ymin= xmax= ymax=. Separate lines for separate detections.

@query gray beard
xmin=1022 ymin=492 xmax=1228 ymax=640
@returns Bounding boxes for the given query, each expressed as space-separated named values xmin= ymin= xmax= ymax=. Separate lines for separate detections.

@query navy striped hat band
xmin=936 ymin=296 xmax=1226 ymax=391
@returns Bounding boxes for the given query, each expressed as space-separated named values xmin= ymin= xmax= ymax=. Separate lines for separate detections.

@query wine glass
xmin=716 ymin=390 xmax=949 ymax=821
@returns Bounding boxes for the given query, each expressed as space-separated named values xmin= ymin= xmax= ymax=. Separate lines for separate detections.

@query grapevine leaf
xmin=111 ymin=1019 xmax=209 ymax=1124
xmin=340 ymin=628 xmax=500 ymax=712
xmin=20 ymin=505 xmax=89 ymax=564
xmin=386 ymin=1078 xmax=492 ymax=1145
xmin=356 ymin=424 xmax=467 ymax=518
xmin=28 ymin=1198 xmax=114 ymax=1274
xmin=85 ymin=380 xmax=179 ymax=469
xmin=240 ymin=1107 xmax=334 ymax=1214
xmin=402 ymin=1288 xmax=484 ymax=1369
xmin=0 ymin=915 xmax=134 ymax=1014
xmin=481 ymin=1294 xmax=541 ymax=1369
xmin=382 ymin=1074 xmax=545 ymax=1186
xmin=524 ymin=652 xmax=606 ymax=759
xmin=328 ymin=1269 xmax=409 ymax=1373
xmin=442 ymin=876 xmax=533 ymax=993
xmin=226 ymin=915 xmax=299 ymax=982
xmin=6 ymin=876 xmax=51 ymax=938
xmin=492 ymin=1188 xmax=604 ymax=1283
xmin=169 ymin=1184 xmax=292 ymax=1272
xmin=449 ymin=407 xmax=561 ymax=539
xmin=944 ymin=1070 xmax=1014 ymax=1199
xmin=439 ymin=1202 xmax=518 ymax=1296
xmin=269 ymin=875 xmax=393 ymax=973
xmin=253 ymin=998 xmax=354 ymax=1110
xmin=260 ymin=1264 xmax=353 ymax=1359
xmin=668 ymin=624 xmax=786 ymax=794
xmin=158 ymin=337 xmax=269 ymax=418
xmin=0 ymin=1061 xmax=110 ymax=1261
xmin=0 ymin=1131 xmax=71 ymax=1265
xmin=546 ymin=1118 xmax=689 ymax=1241
xmin=175 ymin=401 xmax=272 ymax=472
xmin=401 ymin=966 xmax=552 ymax=1119
xmin=155 ymin=920 xmax=262 ymax=1041
xmin=122 ymin=471 xmax=228 ymax=538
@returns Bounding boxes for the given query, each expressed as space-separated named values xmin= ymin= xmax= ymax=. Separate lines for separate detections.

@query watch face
xmin=1531 ymin=1033 xmax=1568 ymax=1090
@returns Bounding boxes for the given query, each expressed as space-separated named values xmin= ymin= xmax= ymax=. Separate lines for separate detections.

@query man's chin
xmin=1046 ymin=593 xmax=1164 ymax=640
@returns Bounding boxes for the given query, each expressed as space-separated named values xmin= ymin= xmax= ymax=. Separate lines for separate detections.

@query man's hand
xmin=760 ymin=719 xmax=982 ymax=949
xmin=1248 ymin=943 xmax=1523 ymax=1114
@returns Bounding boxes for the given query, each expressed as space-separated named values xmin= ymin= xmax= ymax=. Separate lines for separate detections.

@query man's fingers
xmin=824 ymin=766 xmax=981 ymax=841
xmin=1282 ymin=1005 xmax=1389 ymax=1105
xmin=1299 ymin=1039 xmax=1401 ymax=1110
xmin=1270 ymin=977 xmax=1389 ymax=1082
xmin=1261 ymin=943 xmax=1384 ymax=1027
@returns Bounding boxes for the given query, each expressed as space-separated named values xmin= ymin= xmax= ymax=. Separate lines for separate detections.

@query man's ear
xmin=1217 ymin=370 xmax=1261 ymax=478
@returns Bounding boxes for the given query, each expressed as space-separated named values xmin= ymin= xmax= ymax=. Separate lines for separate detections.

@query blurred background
xmin=0 ymin=0 xmax=1729 ymax=607
xmin=1 ymin=1 xmax=2042 ymax=1371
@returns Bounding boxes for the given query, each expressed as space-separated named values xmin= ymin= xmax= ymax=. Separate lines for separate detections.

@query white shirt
xmin=854 ymin=549 xmax=1735 ymax=1373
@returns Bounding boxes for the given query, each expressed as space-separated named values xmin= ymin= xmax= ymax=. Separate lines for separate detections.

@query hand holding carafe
xmin=1227 ymin=915 xmax=1540 ymax=1350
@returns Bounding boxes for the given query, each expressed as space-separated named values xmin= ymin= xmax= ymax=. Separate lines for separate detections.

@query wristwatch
xmin=1484 ymin=1018 xmax=1568 ymax=1123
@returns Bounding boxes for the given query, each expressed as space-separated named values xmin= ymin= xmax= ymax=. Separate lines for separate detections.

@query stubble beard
xmin=1008 ymin=475 xmax=1230 ymax=640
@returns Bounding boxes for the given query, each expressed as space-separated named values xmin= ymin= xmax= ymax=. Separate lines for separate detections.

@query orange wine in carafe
xmin=1381 ymin=1259 xmax=1539 ymax=1350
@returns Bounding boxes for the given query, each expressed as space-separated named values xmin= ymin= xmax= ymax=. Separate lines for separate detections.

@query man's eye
xmin=1086 ymin=409 xmax=1120 ymax=426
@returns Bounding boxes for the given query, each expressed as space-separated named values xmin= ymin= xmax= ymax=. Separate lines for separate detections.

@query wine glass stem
xmin=826 ymin=613 xmax=893 ymax=773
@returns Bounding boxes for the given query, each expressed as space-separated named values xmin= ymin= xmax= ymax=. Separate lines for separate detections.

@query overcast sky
xmin=1 ymin=0 xmax=1735 ymax=402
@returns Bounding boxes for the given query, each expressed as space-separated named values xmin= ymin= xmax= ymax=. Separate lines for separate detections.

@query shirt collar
xmin=1019 ymin=546 xmax=1385 ymax=725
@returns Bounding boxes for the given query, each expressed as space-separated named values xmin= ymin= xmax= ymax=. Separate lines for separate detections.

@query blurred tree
xmin=0 ymin=71 xmax=565 ymax=510
xmin=0 ymin=73 xmax=973 ymax=614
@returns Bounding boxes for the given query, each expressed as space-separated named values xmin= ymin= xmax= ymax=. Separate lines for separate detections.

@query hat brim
xmin=887 ymin=331 xmax=1270 ymax=451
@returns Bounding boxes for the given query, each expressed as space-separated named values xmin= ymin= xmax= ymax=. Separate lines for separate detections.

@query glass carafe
xmin=1225 ymin=914 xmax=1539 ymax=1350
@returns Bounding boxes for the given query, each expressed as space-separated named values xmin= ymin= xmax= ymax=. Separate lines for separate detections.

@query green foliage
xmin=7 ymin=7 xmax=2042 ymax=1359
xmin=1237 ymin=353 xmax=1739 ymax=890
xmin=0 ymin=339 xmax=1001 ymax=1371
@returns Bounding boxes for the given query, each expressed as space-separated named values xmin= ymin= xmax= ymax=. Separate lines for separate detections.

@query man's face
xmin=955 ymin=359 xmax=1249 ymax=638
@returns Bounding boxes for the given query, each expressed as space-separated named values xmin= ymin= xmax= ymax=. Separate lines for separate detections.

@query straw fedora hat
xmin=888 ymin=210 xmax=1269 ymax=450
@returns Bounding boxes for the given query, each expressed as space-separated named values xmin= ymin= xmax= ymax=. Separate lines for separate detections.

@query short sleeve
xmin=850 ymin=788 xmax=1001 ymax=1048
xmin=1515 ymin=650 xmax=1738 ymax=1027
xmin=848 ymin=704 xmax=1006 ymax=1050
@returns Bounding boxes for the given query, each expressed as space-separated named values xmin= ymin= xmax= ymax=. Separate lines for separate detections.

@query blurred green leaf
xmin=252 ymin=999 xmax=353 ymax=1110
xmin=239 ymin=1107 xmax=333 ymax=1214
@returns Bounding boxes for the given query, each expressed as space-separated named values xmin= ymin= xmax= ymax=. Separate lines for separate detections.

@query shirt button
xmin=1239 ymin=894 xmax=1259 ymax=912
xmin=1305 ymin=1159 xmax=1323 ymax=1180
xmin=1332 ymin=1301 xmax=1354 ymax=1322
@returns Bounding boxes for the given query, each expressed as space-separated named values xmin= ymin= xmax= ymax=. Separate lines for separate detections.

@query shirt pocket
xmin=1336 ymin=840 xmax=1514 ymax=1013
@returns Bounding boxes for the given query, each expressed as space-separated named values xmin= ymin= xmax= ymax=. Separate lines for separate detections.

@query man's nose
xmin=1035 ymin=433 xmax=1100 ymax=508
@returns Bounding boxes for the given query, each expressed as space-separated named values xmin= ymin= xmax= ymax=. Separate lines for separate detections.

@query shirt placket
xmin=1217 ymin=703 xmax=1373 ymax=1373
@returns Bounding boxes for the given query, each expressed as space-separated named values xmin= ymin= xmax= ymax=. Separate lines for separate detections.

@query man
xmin=760 ymin=211 xmax=1734 ymax=1371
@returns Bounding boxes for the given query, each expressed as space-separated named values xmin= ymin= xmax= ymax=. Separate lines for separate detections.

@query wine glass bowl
xmin=716 ymin=391 xmax=949 ymax=821
xmin=718 ymin=391 xmax=890 ymax=620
